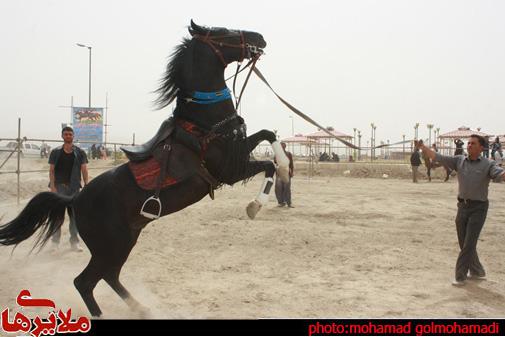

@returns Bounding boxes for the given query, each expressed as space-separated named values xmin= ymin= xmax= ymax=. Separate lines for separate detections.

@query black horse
xmin=0 ymin=21 xmax=290 ymax=317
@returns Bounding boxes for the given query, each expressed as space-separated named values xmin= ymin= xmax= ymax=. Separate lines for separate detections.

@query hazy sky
xmin=1 ymin=0 xmax=504 ymax=145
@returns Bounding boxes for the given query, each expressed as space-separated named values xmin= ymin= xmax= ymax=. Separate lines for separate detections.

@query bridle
xmin=193 ymin=31 xmax=245 ymax=67
xmin=193 ymin=30 xmax=262 ymax=67
xmin=193 ymin=30 xmax=263 ymax=110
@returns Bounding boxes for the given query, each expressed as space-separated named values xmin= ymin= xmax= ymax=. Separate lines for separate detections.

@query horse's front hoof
xmin=277 ymin=166 xmax=290 ymax=184
xmin=246 ymin=200 xmax=262 ymax=220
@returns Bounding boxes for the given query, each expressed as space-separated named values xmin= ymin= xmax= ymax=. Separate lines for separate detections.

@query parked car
xmin=0 ymin=141 xmax=43 ymax=157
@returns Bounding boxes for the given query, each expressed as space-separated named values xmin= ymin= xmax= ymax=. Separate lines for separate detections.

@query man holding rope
xmin=419 ymin=135 xmax=505 ymax=286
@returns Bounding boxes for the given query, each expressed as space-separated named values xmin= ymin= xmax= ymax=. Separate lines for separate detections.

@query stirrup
xmin=140 ymin=196 xmax=162 ymax=220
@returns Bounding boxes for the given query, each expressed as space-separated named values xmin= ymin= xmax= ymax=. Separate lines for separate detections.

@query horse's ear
xmin=190 ymin=19 xmax=206 ymax=35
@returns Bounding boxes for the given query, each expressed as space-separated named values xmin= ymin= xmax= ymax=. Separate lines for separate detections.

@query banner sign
xmin=72 ymin=107 xmax=103 ymax=148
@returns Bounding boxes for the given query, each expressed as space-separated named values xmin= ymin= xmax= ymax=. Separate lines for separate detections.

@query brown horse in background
xmin=421 ymin=145 xmax=451 ymax=182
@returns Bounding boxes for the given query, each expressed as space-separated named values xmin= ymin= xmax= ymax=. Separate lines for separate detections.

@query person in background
xmin=275 ymin=142 xmax=294 ymax=208
xmin=410 ymin=141 xmax=422 ymax=183
xmin=332 ymin=152 xmax=340 ymax=162
xmin=419 ymin=135 xmax=505 ymax=286
xmin=482 ymin=138 xmax=490 ymax=158
xmin=454 ymin=138 xmax=464 ymax=155
xmin=491 ymin=137 xmax=502 ymax=161
xmin=48 ymin=126 xmax=89 ymax=252
xmin=40 ymin=141 xmax=49 ymax=158
xmin=91 ymin=144 xmax=97 ymax=160
xmin=100 ymin=145 xmax=108 ymax=160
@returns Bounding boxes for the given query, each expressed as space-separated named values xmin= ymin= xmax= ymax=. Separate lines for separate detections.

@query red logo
xmin=1 ymin=290 xmax=91 ymax=337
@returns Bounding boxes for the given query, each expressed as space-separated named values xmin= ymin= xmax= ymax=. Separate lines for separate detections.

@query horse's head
xmin=188 ymin=20 xmax=266 ymax=66
xmin=155 ymin=21 xmax=266 ymax=109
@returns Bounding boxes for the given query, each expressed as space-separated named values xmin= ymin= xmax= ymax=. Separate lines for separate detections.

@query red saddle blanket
xmin=128 ymin=157 xmax=178 ymax=191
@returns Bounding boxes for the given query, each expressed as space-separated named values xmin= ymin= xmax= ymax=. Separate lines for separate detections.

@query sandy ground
xmin=0 ymin=157 xmax=504 ymax=319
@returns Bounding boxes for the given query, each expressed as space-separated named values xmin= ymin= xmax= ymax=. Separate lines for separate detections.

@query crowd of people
xmin=318 ymin=151 xmax=340 ymax=162
xmin=90 ymin=143 xmax=108 ymax=160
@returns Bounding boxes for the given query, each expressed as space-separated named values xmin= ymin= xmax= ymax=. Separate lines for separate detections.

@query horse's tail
xmin=0 ymin=192 xmax=74 ymax=250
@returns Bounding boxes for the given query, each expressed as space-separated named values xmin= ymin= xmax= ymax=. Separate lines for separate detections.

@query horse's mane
xmin=154 ymin=37 xmax=192 ymax=110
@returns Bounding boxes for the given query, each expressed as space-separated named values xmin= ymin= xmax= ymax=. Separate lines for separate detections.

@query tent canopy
xmin=281 ymin=134 xmax=317 ymax=144
xmin=439 ymin=126 xmax=490 ymax=139
xmin=306 ymin=129 xmax=352 ymax=139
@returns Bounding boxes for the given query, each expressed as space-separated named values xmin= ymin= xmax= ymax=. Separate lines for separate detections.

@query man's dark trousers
xmin=455 ymin=200 xmax=488 ymax=281
xmin=51 ymin=183 xmax=79 ymax=244
xmin=275 ymin=177 xmax=292 ymax=206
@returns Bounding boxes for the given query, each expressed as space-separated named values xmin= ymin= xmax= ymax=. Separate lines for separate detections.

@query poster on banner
xmin=72 ymin=107 xmax=103 ymax=149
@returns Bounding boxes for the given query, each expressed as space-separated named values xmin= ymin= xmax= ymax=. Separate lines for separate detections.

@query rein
xmin=251 ymin=67 xmax=412 ymax=151
xmin=251 ymin=67 xmax=360 ymax=150
xmin=190 ymin=32 xmax=398 ymax=151
xmin=234 ymin=55 xmax=259 ymax=110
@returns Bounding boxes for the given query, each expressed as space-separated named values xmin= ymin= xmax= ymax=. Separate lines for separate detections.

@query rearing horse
xmin=0 ymin=21 xmax=289 ymax=317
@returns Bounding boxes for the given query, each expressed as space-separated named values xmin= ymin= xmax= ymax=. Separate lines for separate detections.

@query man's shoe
xmin=71 ymin=243 xmax=84 ymax=252
xmin=277 ymin=203 xmax=285 ymax=207
xmin=452 ymin=279 xmax=466 ymax=287
xmin=468 ymin=273 xmax=486 ymax=281
xmin=287 ymin=204 xmax=295 ymax=208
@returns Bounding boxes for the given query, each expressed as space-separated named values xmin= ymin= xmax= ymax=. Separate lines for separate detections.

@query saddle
xmin=121 ymin=118 xmax=176 ymax=162
xmin=121 ymin=118 xmax=219 ymax=220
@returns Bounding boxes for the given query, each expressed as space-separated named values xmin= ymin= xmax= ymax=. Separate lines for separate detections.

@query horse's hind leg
xmin=103 ymin=264 xmax=150 ymax=317
xmin=74 ymin=257 xmax=105 ymax=317
xmin=444 ymin=167 xmax=451 ymax=182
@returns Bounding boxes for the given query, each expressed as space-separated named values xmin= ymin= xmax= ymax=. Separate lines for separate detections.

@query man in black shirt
xmin=48 ymin=126 xmax=89 ymax=252
xmin=410 ymin=142 xmax=422 ymax=183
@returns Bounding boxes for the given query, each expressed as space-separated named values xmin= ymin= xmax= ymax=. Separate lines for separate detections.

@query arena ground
xmin=0 ymin=158 xmax=504 ymax=318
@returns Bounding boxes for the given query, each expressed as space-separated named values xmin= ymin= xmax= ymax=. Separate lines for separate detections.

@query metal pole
xmin=370 ymin=123 xmax=374 ymax=162
xmin=105 ymin=92 xmax=108 ymax=148
xmin=402 ymin=134 xmax=406 ymax=161
xmin=88 ymin=47 xmax=92 ymax=108
xmin=17 ymin=118 xmax=21 ymax=205
xmin=373 ymin=125 xmax=377 ymax=159
xmin=427 ymin=124 xmax=433 ymax=146
xmin=372 ymin=125 xmax=377 ymax=161
xmin=353 ymin=128 xmax=357 ymax=161
xmin=77 ymin=44 xmax=92 ymax=108
xmin=70 ymin=96 xmax=74 ymax=125
xmin=358 ymin=130 xmax=361 ymax=161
